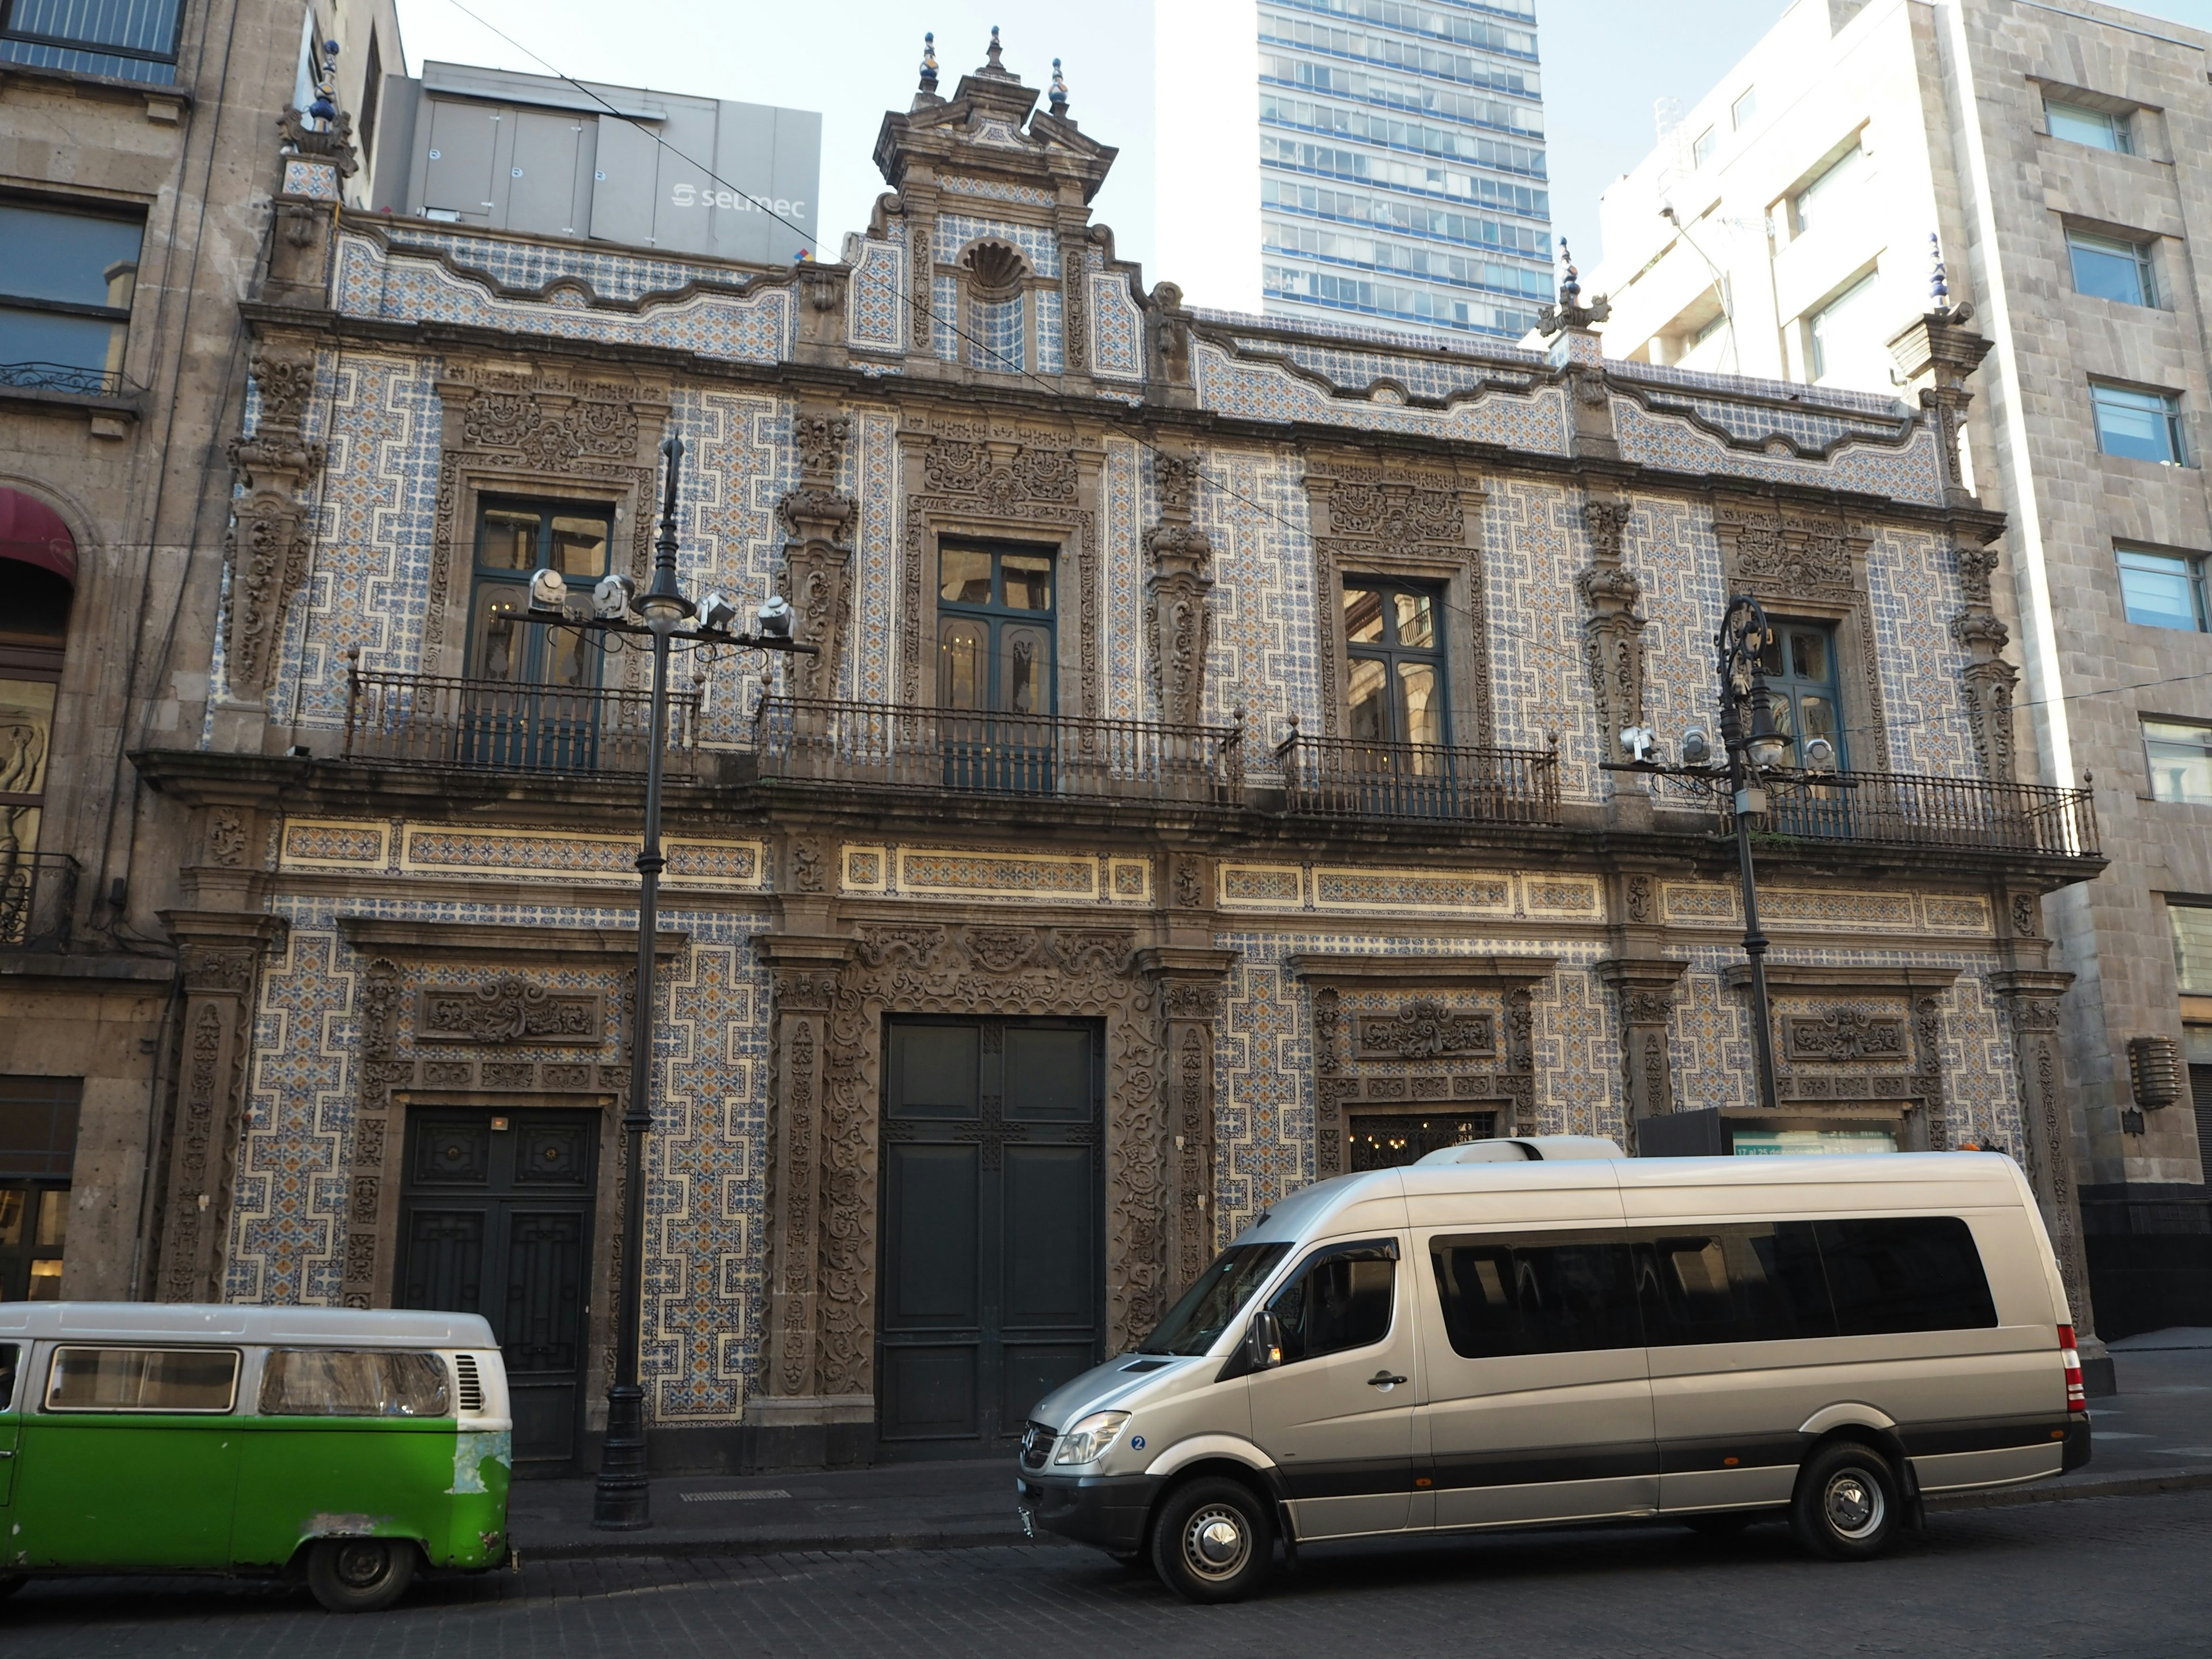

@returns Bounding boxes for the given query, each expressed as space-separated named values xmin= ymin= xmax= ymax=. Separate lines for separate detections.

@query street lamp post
xmin=520 ymin=433 xmax=812 ymax=1532
xmin=1715 ymin=596 xmax=1794 ymax=1117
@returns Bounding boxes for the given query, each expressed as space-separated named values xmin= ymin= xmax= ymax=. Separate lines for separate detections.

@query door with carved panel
xmin=877 ymin=1018 xmax=1102 ymax=1456
xmin=397 ymin=1108 xmax=599 ymax=1468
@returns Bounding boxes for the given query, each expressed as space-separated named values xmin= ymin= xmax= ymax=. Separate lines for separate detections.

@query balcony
xmin=754 ymin=698 xmax=1244 ymax=808
xmin=0 ymin=852 xmax=77 ymax=950
xmin=1274 ymin=732 xmax=1563 ymax=825
xmin=1719 ymin=770 xmax=2099 ymax=859
xmin=343 ymin=668 xmax=701 ymax=780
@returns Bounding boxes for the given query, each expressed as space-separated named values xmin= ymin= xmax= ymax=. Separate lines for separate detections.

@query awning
xmin=0 ymin=488 xmax=77 ymax=584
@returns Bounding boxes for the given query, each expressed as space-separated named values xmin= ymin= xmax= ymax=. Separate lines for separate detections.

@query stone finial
xmin=918 ymin=31 xmax=939 ymax=95
xmin=1929 ymin=230 xmax=1949 ymax=312
xmin=1049 ymin=56 xmax=1069 ymax=117
xmin=982 ymin=24 xmax=1009 ymax=76
xmin=1537 ymin=234 xmax=1609 ymax=336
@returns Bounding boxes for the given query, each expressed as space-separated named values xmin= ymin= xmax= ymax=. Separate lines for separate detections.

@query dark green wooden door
xmin=877 ymin=1019 xmax=1103 ymax=1454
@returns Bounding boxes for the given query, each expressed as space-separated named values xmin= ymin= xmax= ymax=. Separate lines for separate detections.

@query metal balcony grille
xmin=1728 ymin=771 xmax=2099 ymax=858
xmin=0 ymin=851 xmax=77 ymax=950
xmin=754 ymin=698 xmax=1244 ymax=807
xmin=1275 ymin=733 xmax=1562 ymax=825
xmin=343 ymin=669 xmax=700 ymax=780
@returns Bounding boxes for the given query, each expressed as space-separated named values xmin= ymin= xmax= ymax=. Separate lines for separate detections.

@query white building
xmin=1589 ymin=0 xmax=2212 ymax=1333
xmin=1157 ymin=0 xmax=1552 ymax=343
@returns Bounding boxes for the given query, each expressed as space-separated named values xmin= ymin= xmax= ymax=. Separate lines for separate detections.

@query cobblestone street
xmin=6 ymin=1490 xmax=2209 ymax=1659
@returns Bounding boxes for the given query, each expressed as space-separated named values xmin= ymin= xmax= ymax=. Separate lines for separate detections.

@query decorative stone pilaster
xmin=1991 ymin=969 xmax=2096 ymax=1338
xmin=222 ymin=343 xmax=325 ymax=709
xmin=1575 ymin=493 xmax=1646 ymax=759
xmin=152 ymin=911 xmax=287 ymax=1303
xmin=1887 ymin=301 xmax=1994 ymax=506
xmin=756 ymin=934 xmax=855 ymax=1410
xmin=1143 ymin=449 xmax=1214 ymax=727
xmin=1537 ymin=243 xmax=1617 ymax=461
xmin=779 ymin=412 xmax=856 ymax=700
xmin=1950 ymin=529 xmax=2018 ymax=783
xmin=264 ymin=101 xmax=357 ymax=304
xmin=1139 ymin=946 xmax=1237 ymax=1298
xmin=1596 ymin=955 xmax=1685 ymax=1142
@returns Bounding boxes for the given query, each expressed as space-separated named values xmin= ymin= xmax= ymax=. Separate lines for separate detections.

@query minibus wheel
xmin=1790 ymin=1441 xmax=1901 ymax=1561
xmin=306 ymin=1537 xmax=419 ymax=1613
xmin=1150 ymin=1476 xmax=1273 ymax=1604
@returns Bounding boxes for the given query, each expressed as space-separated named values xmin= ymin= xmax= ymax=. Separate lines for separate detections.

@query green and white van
xmin=0 ymin=1302 xmax=512 ymax=1612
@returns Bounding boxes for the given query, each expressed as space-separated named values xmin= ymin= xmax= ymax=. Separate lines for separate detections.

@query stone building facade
xmin=1588 ymin=0 xmax=2212 ymax=1335
xmin=0 ymin=0 xmax=397 ymax=1303
xmin=26 ymin=37 xmax=2109 ymax=1466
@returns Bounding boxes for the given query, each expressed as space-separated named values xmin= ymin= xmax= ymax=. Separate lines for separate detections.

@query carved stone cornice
xmin=1288 ymin=953 xmax=1557 ymax=990
xmin=335 ymin=916 xmax=688 ymax=962
xmin=1721 ymin=962 xmax=1960 ymax=997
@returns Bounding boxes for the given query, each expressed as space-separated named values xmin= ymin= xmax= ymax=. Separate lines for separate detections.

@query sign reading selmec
xmin=645 ymin=103 xmax=820 ymax=264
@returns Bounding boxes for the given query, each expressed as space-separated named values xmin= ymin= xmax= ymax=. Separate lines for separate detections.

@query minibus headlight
xmin=1051 ymin=1410 xmax=1131 ymax=1466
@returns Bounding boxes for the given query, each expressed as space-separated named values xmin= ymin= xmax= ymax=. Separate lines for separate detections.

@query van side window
xmin=45 ymin=1346 xmax=240 ymax=1412
xmin=1266 ymin=1240 xmax=1397 ymax=1363
xmin=0 ymin=1342 xmax=17 ymax=1408
xmin=1430 ymin=1235 xmax=1641 ymax=1359
xmin=1816 ymin=1217 xmax=1997 ymax=1334
xmin=259 ymin=1350 xmax=453 ymax=1418
xmin=1640 ymin=1222 xmax=1835 ymax=1345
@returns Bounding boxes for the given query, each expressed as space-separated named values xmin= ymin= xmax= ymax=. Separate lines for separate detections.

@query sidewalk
xmin=506 ymin=1330 xmax=2212 ymax=1562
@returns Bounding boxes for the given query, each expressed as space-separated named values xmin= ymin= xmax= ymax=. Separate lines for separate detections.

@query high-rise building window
xmin=1731 ymin=88 xmax=1758 ymax=130
xmin=0 ymin=197 xmax=143 ymax=395
xmin=1790 ymin=142 xmax=1866 ymax=235
xmin=1692 ymin=127 xmax=1716 ymax=168
xmin=2145 ymin=718 xmax=2212 ymax=805
xmin=2092 ymin=383 xmax=2186 ymax=465
xmin=2171 ymin=900 xmax=2212 ymax=993
xmin=2045 ymin=98 xmax=2131 ymax=154
xmin=2068 ymin=230 xmax=2157 ymax=306
xmin=0 ymin=0 xmax=182 ymax=83
xmin=1806 ymin=271 xmax=1886 ymax=388
xmin=2117 ymin=547 xmax=2208 ymax=632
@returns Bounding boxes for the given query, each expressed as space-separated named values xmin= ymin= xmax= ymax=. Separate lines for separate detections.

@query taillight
xmin=2058 ymin=1325 xmax=2087 ymax=1414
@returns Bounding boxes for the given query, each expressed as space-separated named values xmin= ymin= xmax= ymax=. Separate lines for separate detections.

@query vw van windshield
xmin=1137 ymin=1242 xmax=1292 ymax=1355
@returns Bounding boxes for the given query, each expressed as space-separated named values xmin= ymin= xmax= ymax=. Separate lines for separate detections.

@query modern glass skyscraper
xmin=1251 ymin=0 xmax=1552 ymax=341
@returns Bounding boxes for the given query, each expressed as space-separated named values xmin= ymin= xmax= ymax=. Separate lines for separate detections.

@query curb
xmin=512 ymin=1471 xmax=2212 ymax=1563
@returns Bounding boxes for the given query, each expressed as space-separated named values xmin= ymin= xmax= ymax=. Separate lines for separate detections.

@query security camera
xmin=528 ymin=567 xmax=567 ymax=611
xmin=756 ymin=594 xmax=794 ymax=639
xmin=1802 ymin=735 xmax=1837 ymax=773
xmin=696 ymin=590 xmax=738 ymax=632
xmin=592 ymin=573 xmax=635 ymax=619
xmin=1680 ymin=726 xmax=1712 ymax=766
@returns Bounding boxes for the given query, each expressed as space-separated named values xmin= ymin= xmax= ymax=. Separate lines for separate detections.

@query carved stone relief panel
xmin=1724 ymin=964 xmax=1956 ymax=1146
xmin=782 ymin=410 xmax=855 ymax=699
xmin=223 ymin=342 xmax=326 ymax=703
xmin=1143 ymin=449 xmax=1214 ymax=727
xmin=1303 ymin=457 xmax=1491 ymax=743
xmin=416 ymin=979 xmax=604 ymax=1044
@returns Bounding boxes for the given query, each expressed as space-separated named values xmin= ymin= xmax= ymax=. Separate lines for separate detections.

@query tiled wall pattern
xmin=1865 ymin=525 xmax=1979 ymax=777
xmin=1192 ymin=448 xmax=1320 ymax=753
xmin=1483 ymin=476 xmax=1601 ymax=796
xmin=1194 ymin=342 xmax=1571 ymax=449
xmin=1620 ymin=493 xmax=1728 ymax=762
xmin=1104 ymin=437 xmax=1146 ymax=720
xmin=849 ymin=404 xmax=902 ymax=705
xmin=1613 ymin=397 xmax=1945 ymax=506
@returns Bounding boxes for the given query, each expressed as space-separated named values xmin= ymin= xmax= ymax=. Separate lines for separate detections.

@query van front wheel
xmin=1150 ymin=1477 xmax=1273 ymax=1604
xmin=1791 ymin=1442 xmax=1900 ymax=1561
xmin=307 ymin=1537 xmax=419 ymax=1613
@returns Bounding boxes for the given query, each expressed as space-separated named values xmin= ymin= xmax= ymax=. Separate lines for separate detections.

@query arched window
xmin=1 ymin=488 xmax=75 ymax=871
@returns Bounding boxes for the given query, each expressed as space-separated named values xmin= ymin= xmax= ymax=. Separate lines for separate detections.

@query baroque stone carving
xmin=1950 ymin=533 xmax=2018 ymax=783
xmin=1143 ymin=449 xmax=1214 ymax=727
xmin=222 ymin=343 xmax=328 ymax=700
xmin=417 ymin=979 xmax=602 ymax=1044
xmin=1785 ymin=1008 xmax=1909 ymax=1063
xmin=781 ymin=411 xmax=857 ymax=699
xmin=1355 ymin=1001 xmax=1496 ymax=1061
xmin=1577 ymin=493 xmax=1647 ymax=749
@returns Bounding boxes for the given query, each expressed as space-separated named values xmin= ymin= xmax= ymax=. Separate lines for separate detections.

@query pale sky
xmin=393 ymin=0 xmax=2212 ymax=290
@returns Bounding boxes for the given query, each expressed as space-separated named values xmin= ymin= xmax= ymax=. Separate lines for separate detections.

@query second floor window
xmin=2145 ymin=718 xmax=2212 ymax=805
xmin=2174 ymin=901 xmax=2212 ymax=994
xmin=2068 ymin=230 xmax=2156 ymax=306
xmin=1806 ymin=272 xmax=1885 ymax=388
xmin=467 ymin=502 xmax=613 ymax=687
xmin=1790 ymin=143 xmax=1866 ymax=237
xmin=1758 ymin=620 xmax=1846 ymax=768
xmin=2045 ymin=98 xmax=2131 ymax=154
xmin=937 ymin=543 xmax=1054 ymax=715
xmin=2118 ymin=547 xmax=2208 ymax=632
xmin=1344 ymin=582 xmax=1447 ymax=748
xmin=0 ymin=198 xmax=142 ymax=394
xmin=0 ymin=0 xmax=183 ymax=84
xmin=2093 ymin=383 xmax=2184 ymax=465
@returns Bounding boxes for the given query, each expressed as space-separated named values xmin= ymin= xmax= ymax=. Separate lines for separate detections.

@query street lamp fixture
xmin=518 ymin=430 xmax=813 ymax=1532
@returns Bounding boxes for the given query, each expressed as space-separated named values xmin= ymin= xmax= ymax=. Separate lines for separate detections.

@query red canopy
xmin=0 ymin=488 xmax=76 ymax=584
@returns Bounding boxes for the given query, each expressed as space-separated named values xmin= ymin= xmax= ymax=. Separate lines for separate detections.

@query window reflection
xmin=1343 ymin=581 xmax=1448 ymax=748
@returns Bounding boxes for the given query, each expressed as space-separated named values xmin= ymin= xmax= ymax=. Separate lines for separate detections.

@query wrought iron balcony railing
xmin=1275 ymin=731 xmax=1563 ymax=825
xmin=754 ymin=697 xmax=1245 ymax=807
xmin=343 ymin=666 xmax=701 ymax=780
xmin=0 ymin=361 xmax=132 ymax=397
xmin=0 ymin=851 xmax=78 ymax=950
xmin=1720 ymin=769 xmax=2100 ymax=858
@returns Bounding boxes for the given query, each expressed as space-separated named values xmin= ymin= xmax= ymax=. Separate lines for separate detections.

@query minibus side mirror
xmin=1244 ymin=1310 xmax=1284 ymax=1372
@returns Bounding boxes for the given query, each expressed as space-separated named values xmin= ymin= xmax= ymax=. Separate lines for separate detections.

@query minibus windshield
xmin=1137 ymin=1243 xmax=1292 ymax=1355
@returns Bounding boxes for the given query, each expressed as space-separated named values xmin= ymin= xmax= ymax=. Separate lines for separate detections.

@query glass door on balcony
xmin=1758 ymin=620 xmax=1851 ymax=838
xmin=937 ymin=543 xmax=1055 ymax=794
xmin=464 ymin=502 xmax=613 ymax=772
xmin=1344 ymin=582 xmax=1451 ymax=816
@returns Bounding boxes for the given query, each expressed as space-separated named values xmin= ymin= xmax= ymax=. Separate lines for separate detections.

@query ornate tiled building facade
xmin=130 ymin=40 xmax=2106 ymax=1470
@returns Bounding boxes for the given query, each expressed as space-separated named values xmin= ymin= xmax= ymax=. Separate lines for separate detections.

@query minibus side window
xmin=1638 ymin=1222 xmax=1836 ymax=1346
xmin=1266 ymin=1241 xmax=1397 ymax=1364
xmin=0 ymin=1342 xmax=17 ymax=1408
xmin=45 ymin=1347 xmax=240 ymax=1412
xmin=1815 ymin=1217 xmax=1997 ymax=1335
xmin=259 ymin=1349 xmax=453 ymax=1418
xmin=1430 ymin=1234 xmax=1641 ymax=1359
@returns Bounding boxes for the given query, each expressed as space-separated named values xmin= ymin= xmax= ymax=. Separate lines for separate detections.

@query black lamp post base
xmin=591 ymin=1384 xmax=653 ymax=1530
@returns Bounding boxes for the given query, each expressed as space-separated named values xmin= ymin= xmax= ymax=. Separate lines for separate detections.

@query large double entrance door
xmin=397 ymin=1108 xmax=600 ymax=1468
xmin=878 ymin=1018 xmax=1104 ymax=1455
